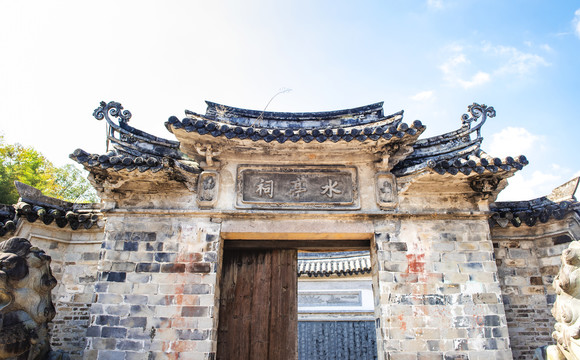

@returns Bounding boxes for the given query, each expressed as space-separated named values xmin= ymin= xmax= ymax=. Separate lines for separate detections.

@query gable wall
xmin=491 ymin=214 xmax=580 ymax=359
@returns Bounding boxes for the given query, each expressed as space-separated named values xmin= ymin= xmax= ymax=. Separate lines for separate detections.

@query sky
xmin=0 ymin=0 xmax=579 ymax=201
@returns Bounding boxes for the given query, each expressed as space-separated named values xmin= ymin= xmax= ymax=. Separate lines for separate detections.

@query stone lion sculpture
xmin=0 ymin=237 xmax=66 ymax=360
xmin=548 ymin=241 xmax=580 ymax=360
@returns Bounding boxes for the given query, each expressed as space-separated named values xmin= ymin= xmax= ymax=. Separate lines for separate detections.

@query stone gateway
xmin=0 ymin=100 xmax=578 ymax=359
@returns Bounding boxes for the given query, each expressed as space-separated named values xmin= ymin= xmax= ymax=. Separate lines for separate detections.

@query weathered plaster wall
xmin=83 ymin=213 xmax=221 ymax=360
xmin=373 ymin=218 xmax=512 ymax=360
xmin=11 ymin=221 xmax=104 ymax=359
xmin=491 ymin=214 xmax=580 ymax=359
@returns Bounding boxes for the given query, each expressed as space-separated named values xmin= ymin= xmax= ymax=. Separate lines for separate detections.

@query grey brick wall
xmin=83 ymin=216 xmax=221 ymax=360
xmin=373 ymin=219 xmax=513 ymax=360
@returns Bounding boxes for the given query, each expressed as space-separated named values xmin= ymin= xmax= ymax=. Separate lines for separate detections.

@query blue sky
xmin=1 ymin=0 xmax=579 ymax=201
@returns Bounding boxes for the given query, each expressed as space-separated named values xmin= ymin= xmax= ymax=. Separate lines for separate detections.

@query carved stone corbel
xmin=195 ymin=144 xmax=222 ymax=170
xmin=375 ymin=143 xmax=414 ymax=172
xmin=470 ymin=177 xmax=500 ymax=199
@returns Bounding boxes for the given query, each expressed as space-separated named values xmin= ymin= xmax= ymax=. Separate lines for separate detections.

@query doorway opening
xmin=297 ymin=250 xmax=377 ymax=360
xmin=216 ymin=239 xmax=377 ymax=360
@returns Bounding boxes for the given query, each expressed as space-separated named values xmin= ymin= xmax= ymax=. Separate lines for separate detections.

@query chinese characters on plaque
xmin=255 ymin=178 xmax=274 ymax=198
xmin=237 ymin=166 xmax=358 ymax=209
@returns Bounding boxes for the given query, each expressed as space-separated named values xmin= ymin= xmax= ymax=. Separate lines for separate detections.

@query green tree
xmin=0 ymin=136 xmax=99 ymax=204
xmin=52 ymin=164 xmax=99 ymax=203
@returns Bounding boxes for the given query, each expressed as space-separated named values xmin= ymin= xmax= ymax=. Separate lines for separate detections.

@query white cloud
xmin=440 ymin=53 xmax=467 ymax=73
xmin=482 ymin=43 xmax=549 ymax=76
xmin=540 ymin=44 xmax=553 ymax=52
xmin=427 ymin=0 xmax=443 ymax=9
xmin=439 ymin=42 xmax=549 ymax=89
xmin=498 ymin=170 xmax=561 ymax=201
xmin=411 ymin=90 xmax=434 ymax=101
xmin=574 ymin=9 xmax=580 ymax=39
xmin=457 ymin=71 xmax=490 ymax=89
xmin=488 ymin=126 xmax=543 ymax=158
xmin=498 ymin=161 xmax=580 ymax=201
xmin=491 ymin=130 xmax=578 ymax=201
xmin=439 ymin=53 xmax=491 ymax=89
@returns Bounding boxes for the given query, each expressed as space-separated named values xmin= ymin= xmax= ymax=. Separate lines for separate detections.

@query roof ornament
xmin=461 ymin=103 xmax=496 ymax=139
xmin=93 ymin=101 xmax=133 ymax=151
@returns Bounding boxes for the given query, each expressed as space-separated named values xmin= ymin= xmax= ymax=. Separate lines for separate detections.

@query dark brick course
xmin=136 ymin=262 xmax=161 ymax=272
xmin=181 ymin=306 xmax=208 ymax=317
xmin=101 ymin=326 xmax=127 ymax=339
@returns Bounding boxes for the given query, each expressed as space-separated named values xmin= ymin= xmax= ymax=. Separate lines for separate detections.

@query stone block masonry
xmin=373 ymin=219 xmax=513 ymax=359
xmin=84 ymin=215 xmax=221 ymax=360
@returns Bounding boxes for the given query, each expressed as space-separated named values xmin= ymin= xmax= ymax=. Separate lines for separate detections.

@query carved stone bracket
xmin=376 ymin=172 xmax=398 ymax=210
xmin=375 ymin=143 xmax=414 ymax=171
xmin=195 ymin=144 xmax=222 ymax=169
xmin=197 ymin=171 xmax=219 ymax=208
xmin=470 ymin=177 xmax=500 ymax=199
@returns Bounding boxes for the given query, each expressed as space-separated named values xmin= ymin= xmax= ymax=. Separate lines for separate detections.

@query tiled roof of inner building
xmin=167 ymin=101 xmax=425 ymax=144
xmin=298 ymin=251 xmax=371 ymax=277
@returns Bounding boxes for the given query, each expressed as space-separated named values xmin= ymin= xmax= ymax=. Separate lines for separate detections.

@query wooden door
xmin=217 ymin=248 xmax=297 ymax=360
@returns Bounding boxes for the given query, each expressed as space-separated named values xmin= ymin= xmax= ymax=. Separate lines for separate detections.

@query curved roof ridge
xmin=204 ymin=100 xmax=385 ymax=121
xmin=183 ymin=101 xmax=401 ymax=130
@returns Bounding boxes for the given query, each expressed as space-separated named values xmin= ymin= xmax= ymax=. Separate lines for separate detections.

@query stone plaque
xmin=236 ymin=165 xmax=359 ymax=209
xmin=298 ymin=291 xmax=362 ymax=307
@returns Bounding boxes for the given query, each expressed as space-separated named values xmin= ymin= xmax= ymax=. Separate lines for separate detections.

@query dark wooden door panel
xmin=217 ymin=249 xmax=297 ymax=360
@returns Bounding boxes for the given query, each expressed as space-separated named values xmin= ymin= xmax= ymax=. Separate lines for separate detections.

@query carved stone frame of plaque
xmin=197 ymin=170 xmax=219 ymax=208
xmin=236 ymin=165 xmax=359 ymax=210
xmin=376 ymin=172 xmax=398 ymax=209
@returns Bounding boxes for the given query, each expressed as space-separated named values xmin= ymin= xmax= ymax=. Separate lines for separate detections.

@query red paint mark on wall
xmin=406 ymin=253 xmax=425 ymax=273
xmin=398 ymin=314 xmax=407 ymax=331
